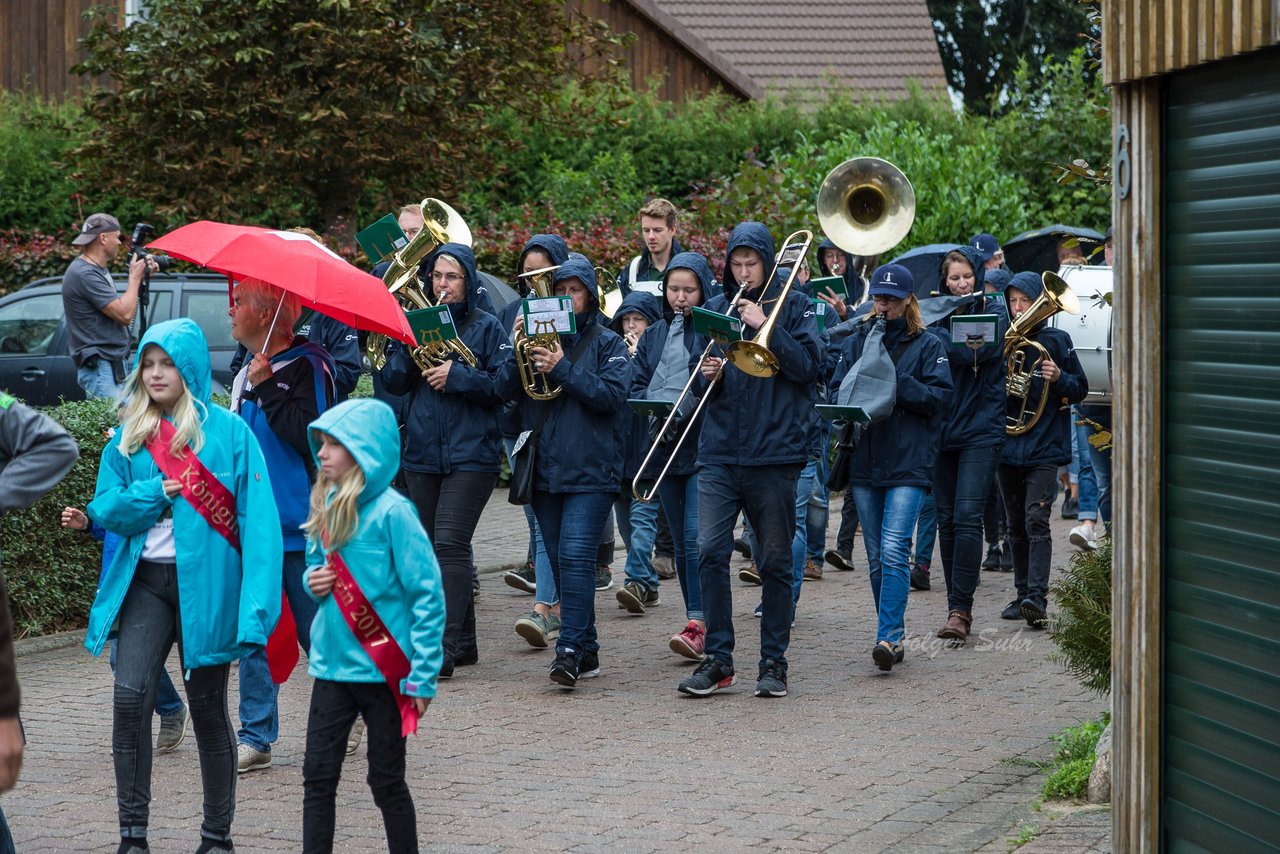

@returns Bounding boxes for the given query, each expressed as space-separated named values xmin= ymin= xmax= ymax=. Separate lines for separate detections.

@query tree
xmin=71 ymin=0 xmax=621 ymax=232
xmin=926 ymin=0 xmax=1098 ymax=114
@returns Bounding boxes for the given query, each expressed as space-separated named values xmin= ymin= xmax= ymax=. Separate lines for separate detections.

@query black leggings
xmin=112 ymin=559 xmax=236 ymax=847
xmin=302 ymin=679 xmax=418 ymax=853
xmin=404 ymin=470 xmax=495 ymax=665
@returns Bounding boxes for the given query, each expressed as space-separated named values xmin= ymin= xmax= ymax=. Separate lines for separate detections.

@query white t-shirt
xmin=142 ymin=512 xmax=176 ymax=561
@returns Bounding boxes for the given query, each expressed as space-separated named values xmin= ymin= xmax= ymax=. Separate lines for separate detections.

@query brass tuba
xmin=367 ymin=198 xmax=472 ymax=371
xmin=513 ymin=265 xmax=563 ymax=400
xmin=816 ymin=157 xmax=916 ymax=261
xmin=1003 ymin=271 xmax=1080 ymax=435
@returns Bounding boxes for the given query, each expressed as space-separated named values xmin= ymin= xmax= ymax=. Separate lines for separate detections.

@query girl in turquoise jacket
xmin=300 ymin=397 xmax=444 ymax=854
xmin=84 ymin=317 xmax=282 ymax=854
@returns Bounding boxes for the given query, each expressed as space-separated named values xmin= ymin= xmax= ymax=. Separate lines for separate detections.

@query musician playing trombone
xmin=379 ymin=243 xmax=515 ymax=678
xmin=676 ymin=223 xmax=821 ymax=700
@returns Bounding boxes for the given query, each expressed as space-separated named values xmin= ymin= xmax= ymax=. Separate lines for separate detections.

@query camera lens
xmin=153 ymin=254 xmax=175 ymax=273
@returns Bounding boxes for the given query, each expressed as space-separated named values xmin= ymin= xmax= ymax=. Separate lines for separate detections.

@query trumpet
xmin=1003 ymin=271 xmax=1079 ymax=435
xmin=513 ymin=265 xmax=562 ymax=400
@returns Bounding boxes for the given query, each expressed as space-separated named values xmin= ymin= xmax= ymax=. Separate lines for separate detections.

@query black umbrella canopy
xmin=888 ymin=243 xmax=965 ymax=298
xmin=477 ymin=271 xmax=520 ymax=312
xmin=1003 ymin=225 xmax=1105 ymax=275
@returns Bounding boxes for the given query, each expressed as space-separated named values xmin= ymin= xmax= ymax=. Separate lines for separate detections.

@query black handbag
xmin=825 ymin=421 xmax=862 ymax=492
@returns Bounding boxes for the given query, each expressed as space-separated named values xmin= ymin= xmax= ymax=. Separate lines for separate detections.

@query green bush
xmin=1 ymin=397 xmax=117 ymax=638
xmin=1041 ymin=714 xmax=1109 ymax=801
xmin=0 ymin=92 xmax=83 ymax=232
xmin=1050 ymin=538 xmax=1112 ymax=695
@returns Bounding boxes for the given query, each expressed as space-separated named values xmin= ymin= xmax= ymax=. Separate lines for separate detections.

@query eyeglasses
xmin=430 ymin=272 xmax=463 ymax=284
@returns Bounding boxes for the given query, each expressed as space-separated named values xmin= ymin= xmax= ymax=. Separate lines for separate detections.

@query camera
xmin=129 ymin=222 xmax=174 ymax=272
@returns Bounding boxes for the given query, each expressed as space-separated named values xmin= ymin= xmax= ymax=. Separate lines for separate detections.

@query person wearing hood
xmin=228 ymin=276 xmax=337 ymax=773
xmin=924 ymin=247 xmax=1009 ymax=643
xmin=300 ymin=398 xmax=444 ymax=854
xmin=608 ymin=290 xmax=664 ymax=619
xmin=85 ymin=318 xmax=282 ymax=854
xmin=615 ymin=198 xmax=684 ymax=298
xmin=515 ymin=257 xmax=629 ymax=689
xmin=676 ymin=223 xmax=821 ymax=700
xmin=997 ymin=272 xmax=1087 ymax=628
xmin=501 ymin=234 xmax=569 ymax=650
xmin=380 ymin=243 xmax=515 ymax=678
xmin=626 ymin=252 xmax=715 ymax=660
xmin=815 ymin=236 xmax=873 ymax=320
xmin=829 ymin=265 xmax=954 ymax=673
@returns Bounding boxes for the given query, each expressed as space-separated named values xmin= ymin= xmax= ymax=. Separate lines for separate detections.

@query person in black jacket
xmin=926 ymin=247 xmax=1009 ymax=643
xmin=830 ymin=264 xmax=953 ymax=672
xmin=997 ymin=271 xmax=1088 ymax=627
xmin=516 ymin=257 xmax=629 ymax=689
xmin=676 ymin=223 xmax=821 ymax=700
xmin=379 ymin=243 xmax=513 ymax=676
xmin=628 ymin=252 xmax=715 ymax=661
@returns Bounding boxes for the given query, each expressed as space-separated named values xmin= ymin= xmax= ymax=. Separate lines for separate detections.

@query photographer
xmin=61 ymin=214 xmax=160 ymax=400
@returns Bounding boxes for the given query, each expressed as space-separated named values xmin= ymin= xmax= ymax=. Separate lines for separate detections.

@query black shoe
xmin=594 ymin=565 xmax=614 ymax=591
xmin=438 ymin=659 xmax=455 ymax=680
xmin=1061 ymin=495 xmax=1078 ymax=519
xmin=195 ymin=840 xmax=234 ymax=853
xmin=549 ymin=649 xmax=582 ymax=688
xmin=755 ymin=659 xmax=788 ymax=697
xmin=1001 ymin=600 xmax=1023 ymax=620
xmin=825 ymin=548 xmax=856 ymax=572
xmin=872 ymin=641 xmax=904 ymax=672
xmin=504 ymin=563 xmax=537 ymax=594
xmin=999 ymin=541 xmax=1014 ymax=572
xmin=677 ymin=657 xmax=737 ymax=697
xmin=981 ymin=543 xmax=1002 ymax=571
xmin=579 ymin=650 xmax=600 ymax=679
xmin=1020 ymin=598 xmax=1048 ymax=628
xmin=909 ymin=562 xmax=931 ymax=591
xmin=455 ymin=648 xmax=479 ymax=667
xmin=733 ymin=538 xmax=752 ymax=559
xmin=117 ymin=841 xmax=149 ymax=854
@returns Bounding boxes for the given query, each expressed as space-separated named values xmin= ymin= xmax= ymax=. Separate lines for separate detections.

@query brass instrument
xmin=367 ymin=198 xmax=472 ymax=371
xmin=725 ymin=230 xmax=814 ymax=377
xmin=816 ymin=157 xmax=916 ymax=260
xmin=410 ymin=320 xmax=478 ymax=371
xmin=513 ymin=265 xmax=563 ymax=400
xmin=1003 ymin=271 xmax=1080 ymax=435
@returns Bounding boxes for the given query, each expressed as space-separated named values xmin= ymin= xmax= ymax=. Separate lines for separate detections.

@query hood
xmin=308 ymin=398 xmax=400 ymax=501
xmin=661 ymin=251 xmax=713 ymax=319
xmin=723 ymin=222 xmax=776 ymax=297
xmin=1006 ymin=270 xmax=1044 ymax=304
xmin=554 ymin=255 xmax=599 ymax=306
xmin=609 ymin=291 xmax=662 ymax=333
xmin=984 ymin=268 xmax=1012 ymax=293
xmin=517 ymin=234 xmax=570 ymax=294
xmin=134 ymin=318 xmax=212 ymax=405
xmin=425 ymin=242 xmax=494 ymax=316
xmin=940 ymin=245 xmax=988 ymax=295
xmin=817 ymin=237 xmax=854 ymax=279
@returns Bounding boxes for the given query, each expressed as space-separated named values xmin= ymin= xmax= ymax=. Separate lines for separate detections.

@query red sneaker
xmin=669 ymin=621 xmax=706 ymax=661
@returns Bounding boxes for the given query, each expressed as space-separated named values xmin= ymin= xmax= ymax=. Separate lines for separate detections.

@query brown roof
xmin=633 ymin=0 xmax=946 ymax=104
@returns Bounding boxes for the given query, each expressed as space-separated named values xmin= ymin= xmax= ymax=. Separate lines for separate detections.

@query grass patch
xmin=1008 ymin=822 xmax=1041 ymax=850
xmin=1040 ymin=714 xmax=1109 ymax=802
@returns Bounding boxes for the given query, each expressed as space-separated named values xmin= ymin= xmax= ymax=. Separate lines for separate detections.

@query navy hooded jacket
xmin=830 ymin=315 xmax=954 ymax=489
xmin=1000 ymin=272 xmax=1088 ymax=467
xmin=693 ymin=223 xmax=822 ymax=468
xmin=817 ymin=237 xmax=861 ymax=302
xmin=500 ymin=235 xmax=571 ymax=439
xmin=609 ymin=290 xmax=662 ymax=480
xmin=628 ymin=252 xmax=713 ymax=478
xmin=380 ymin=243 xmax=516 ymax=475
xmin=927 ymin=245 xmax=1010 ymax=452
xmin=520 ymin=257 xmax=630 ymax=493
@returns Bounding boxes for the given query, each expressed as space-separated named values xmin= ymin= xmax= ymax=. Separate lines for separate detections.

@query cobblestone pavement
xmin=7 ymin=490 xmax=1109 ymax=852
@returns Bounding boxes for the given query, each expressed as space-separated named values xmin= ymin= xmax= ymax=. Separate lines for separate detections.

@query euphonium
xmin=409 ymin=313 xmax=478 ymax=372
xmin=1003 ymin=271 xmax=1080 ymax=436
xmin=513 ymin=265 xmax=562 ymax=400
xmin=367 ymin=198 xmax=471 ymax=371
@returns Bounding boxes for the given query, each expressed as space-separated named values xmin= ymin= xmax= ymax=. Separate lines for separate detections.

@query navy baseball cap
xmin=968 ymin=233 xmax=1000 ymax=263
xmin=868 ymin=264 xmax=914 ymax=299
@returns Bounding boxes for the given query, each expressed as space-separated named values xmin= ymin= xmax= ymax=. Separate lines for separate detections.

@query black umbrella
xmin=888 ymin=243 xmax=965 ymax=298
xmin=477 ymin=271 xmax=521 ymax=312
xmin=1002 ymin=225 xmax=1105 ymax=275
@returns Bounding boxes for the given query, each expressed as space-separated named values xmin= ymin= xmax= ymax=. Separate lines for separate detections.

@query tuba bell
xmin=513 ymin=265 xmax=563 ymax=400
xmin=367 ymin=198 xmax=472 ymax=371
xmin=1003 ymin=271 xmax=1080 ymax=435
xmin=816 ymin=157 xmax=916 ymax=263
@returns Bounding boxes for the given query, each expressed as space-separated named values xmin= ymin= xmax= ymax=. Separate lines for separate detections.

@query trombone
xmin=632 ymin=229 xmax=812 ymax=502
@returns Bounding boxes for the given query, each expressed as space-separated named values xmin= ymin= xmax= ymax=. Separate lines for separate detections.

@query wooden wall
xmin=1104 ymin=0 xmax=1280 ymax=84
xmin=0 ymin=0 xmax=122 ymax=100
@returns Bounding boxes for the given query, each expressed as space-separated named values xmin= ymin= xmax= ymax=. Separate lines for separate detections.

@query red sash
xmin=328 ymin=550 xmax=420 ymax=737
xmin=146 ymin=419 xmax=298 ymax=683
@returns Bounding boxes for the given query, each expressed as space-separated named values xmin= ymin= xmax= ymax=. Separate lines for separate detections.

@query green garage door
xmin=1163 ymin=48 xmax=1280 ymax=851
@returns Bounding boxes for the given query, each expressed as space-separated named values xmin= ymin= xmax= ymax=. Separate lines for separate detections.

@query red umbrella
xmin=149 ymin=221 xmax=413 ymax=345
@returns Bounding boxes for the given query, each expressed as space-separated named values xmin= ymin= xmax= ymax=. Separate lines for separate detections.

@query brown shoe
xmin=937 ymin=610 xmax=971 ymax=641
xmin=802 ymin=559 xmax=823 ymax=581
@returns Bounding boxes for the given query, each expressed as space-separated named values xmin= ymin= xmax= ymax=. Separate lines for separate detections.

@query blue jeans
xmin=76 ymin=359 xmax=122 ymax=400
xmin=110 ymin=639 xmax=184 ymax=717
xmin=1089 ymin=439 xmax=1112 ymax=525
xmin=531 ymin=491 xmax=615 ymax=655
xmin=789 ymin=459 xmax=819 ymax=603
xmin=504 ymin=436 xmax=555 ymax=606
xmin=656 ymin=473 xmax=703 ymax=621
xmin=237 ymin=550 xmax=316 ymax=751
xmin=807 ymin=450 xmax=829 ymax=562
xmin=853 ymin=486 xmax=925 ymax=645
xmin=698 ymin=463 xmax=801 ymax=671
xmin=933 ymin=446 xmax=999 ymax=612
xmin=621 ymin=490 xmax=660 ymax=592
xmin=911 ymin=491 xmax=937 ymax=567
xmin=1072 ymin=410 xmax=1098 ymax=522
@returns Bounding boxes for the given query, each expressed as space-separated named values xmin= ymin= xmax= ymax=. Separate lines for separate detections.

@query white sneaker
xmin=1069 ymin=524 xmax=1098 ymax=551
xmin=155 ymin=703 xmax=188 ymax=754
xmin=346 ymin=718 xmax=365 ymax=756
xmin=237 ymin=743 xmax=272 ymax=773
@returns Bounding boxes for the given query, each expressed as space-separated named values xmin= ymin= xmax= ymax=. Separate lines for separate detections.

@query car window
xmin=185 ymin=291 xmax=235 ymax=349
xmin=0 ymin=293 xmax=63 ymax=355
xmin=131 ymin=291 xmax=173 ymax=347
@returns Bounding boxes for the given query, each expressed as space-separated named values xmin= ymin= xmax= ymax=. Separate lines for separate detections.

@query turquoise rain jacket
xmin=85 ymin=318 xmax=283 ymax=668
xmin=302 ymin=398 xmax=445 ymax=699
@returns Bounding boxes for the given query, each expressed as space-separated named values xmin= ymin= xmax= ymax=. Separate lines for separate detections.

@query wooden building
xmin=1105 ymin=2 xmax=1280 ymax=850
